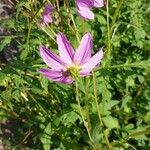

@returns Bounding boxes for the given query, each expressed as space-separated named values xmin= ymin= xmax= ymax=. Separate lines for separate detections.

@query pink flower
xmin=38 ymin=33 xmax=103 ymax=84
xmin=40 ymin=4 xmax=54 ymax=26
xmin=76 ymin=0 xmax=104 ymax=20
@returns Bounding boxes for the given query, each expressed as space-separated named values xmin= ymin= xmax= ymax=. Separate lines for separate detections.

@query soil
xmin=0 ymin=0 xmax=18 ymax=149
xmin=0 ymin=0 xmax=19 ymax=65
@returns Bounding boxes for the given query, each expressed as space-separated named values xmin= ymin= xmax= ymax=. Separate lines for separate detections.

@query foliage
xmin=0 ymin=0 xmax=150 ymax=149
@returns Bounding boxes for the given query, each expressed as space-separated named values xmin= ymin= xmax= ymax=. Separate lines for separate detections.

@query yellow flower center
xmin=66 ymin=64 xmax=81 ymax=79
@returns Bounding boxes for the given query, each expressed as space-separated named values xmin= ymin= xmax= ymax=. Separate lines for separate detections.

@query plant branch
xmin=92 ymin=71 xmax=111 ymax=149
xmin=95 ymin=61 xmax=150 ymax=71
xmin=75 ymin=81 xmax=94 ymax=146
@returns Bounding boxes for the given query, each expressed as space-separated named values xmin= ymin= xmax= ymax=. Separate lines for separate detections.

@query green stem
xmin=95 ymin=61 xmax=150 ymax=71
xmin=110 ymin=0 xmax=125 ymax=38
xmin=0 ymin=105 xmax=25 ymax=121
xmin=84 ymin=78 xmax=92 ymax=133
xmin=128 ymin=128 xmax=150 ymax=138
xmin=0 ymin=35 xmax=23 ymax=38
xmin=24 ymin=1 xmax=46 ymax=53
xmin=31 ymin=1 xmax=46 ymax=21
xmin=111 ymin=127 xmax=150 ymax=148
xmin=40 ymin=26 xmax=56 ymax=42
xmin=131 ymin=73 xmax=150 ymax=109
xmin=48 ymin=26 xmax=57 ymax=36
xmin=92 ymin=71 xmax=103 ymax=126
xmin=70 ymin=14 xmax=80 ymax=44
xmin=28 ymin=93 xmax=47 ymax=114
xmin=75 ymin=81 xmax=94 ymax=145
xmin=15 ymin=130 xmax=32 ymax=148
xmin=25 ymin=20 xmax=32 ymax=50
xmin=108 ymin=63 xmax=149 ymax=69
xmin=105 ymin=0 xmax=111 ymax=66
xmin=105 ymin=0 xmax=125 ymax=66
xmin=56 ymin=0 xmax=60 ymax=11
xmin=65 ymin=0 xmax=80 ymax=44
xmin=92 ymin=71 xmax=111 ymax=149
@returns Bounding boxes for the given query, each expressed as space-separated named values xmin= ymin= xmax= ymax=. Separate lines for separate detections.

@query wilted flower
xmin=40 ymin=4 xmax=54 ymax=26
xmin=38 ymin=32 xmax=103 ymax=84
xmin=76 ymin=0 xmax=104 ymax=20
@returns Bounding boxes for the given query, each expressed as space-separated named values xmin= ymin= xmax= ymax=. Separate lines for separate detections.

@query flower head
xmin=40 ymin=4 xmax=54 ymax=26
xmin=38 ymin=32 xmax=103 ymax=84
xmin=76 ymin=0 xmax=104 ymax=20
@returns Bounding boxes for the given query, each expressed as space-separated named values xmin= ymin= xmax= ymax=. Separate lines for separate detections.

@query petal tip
xmin=57 ymin=32 xmax=64 ymax=39
xmin=39 ymin=45 xmax=45 ymax=51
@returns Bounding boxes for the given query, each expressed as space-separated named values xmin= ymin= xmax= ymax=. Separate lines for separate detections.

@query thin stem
xmin=0 ymin=35 xmax=23 ymax=38
xmin=92 ymin=71 xmax=111 ymax=149
xmin=70 ymin=14 xmax=80 ymax=43
xmin=75 ymin=81 xmax=94 ymax=145
xmin=105 ymin=0 xmax=125 ymax=66
xmin=28 ymin=93 xmax=47 ymax=114
xmin=56 ymin=0 xmax=60 ymax=12
xmin=47 ymin=25 xmax=57 ymax=36
xmin=106 ymin=0 xmax=110 ymax=47
xmin=110 ymin=0 xmax=125 ymax=38
xmin=105 ymin=0 xmax=111 ymax=66
xmin=0 ymin=105 xmax=26 ymax=122
xmin=65 ymin=0 xmax=80 ymax=43
xmin=112 ymin=127 xmax=150 ymax=147
xmin=127 ymin=128 xmax=150 ymax=138
xmin=95 ymin=61 xmax=150 ymax=71
xmin=25 ymin=20 xmax=32 ymax=50
xmin=107 ymin=63 xmax=150 ymax=69
xmin=92 ymin=71 xmax=103 ymax=126
xmin=40 ymin=26 xmax=56 ymax=42
xmin=24 ymin=1 xmax=46 ymax=53
xmin=84 ymin=78 xmax=92 ymax=133
xmin=131 ymin=73 xmax=149 ymax=109
xmin=126 ymin=143 xmax=137 ymax=150
xmin=31 ymin=1 xmax=46 ymax=21
xmin=15 ymin=130 xmax=32 ymax=148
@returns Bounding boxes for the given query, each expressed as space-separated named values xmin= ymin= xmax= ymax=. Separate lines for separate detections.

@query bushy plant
xmin=0 ymin=0 xmax=150 ymax=149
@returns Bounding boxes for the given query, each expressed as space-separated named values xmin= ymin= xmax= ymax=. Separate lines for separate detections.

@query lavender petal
xmin=39 ymin=46 xmax=66 ymax=70
xmin=74 ymin=33 xmax=92 ymax=65
xmin=80 ymin=70 xmax=91 ymax=77
xmin=93 ymin=0 xmax=104 ymax=8
xmin=76 ymin=0 xmax=95 ymax=19
xmin=40 ymin=4 xmax=54 ymax=25
xmin=57 ymin=33 xmax=75 ymax=65
xmin=81 ymin=48 xmax=103 ymax=73
xmin=38 ymin=69 xmax=74 ymax=84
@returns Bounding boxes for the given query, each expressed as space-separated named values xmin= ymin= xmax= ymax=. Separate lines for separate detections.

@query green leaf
xmin=0 ymin=38 xmax=12 ymax=52
xmin=40 ymin=76 xmax=49 ymax=92
xmin=40 ymin=123 xmax=52 ymax=150
xmin=0 ymin=72 xmax=6 ymax=80
xmin=103 ymin=116 xmax=119 ymax=129
xmin=134 ymin=29 xmax=146 ymax=40
xmin=97 ymin=15 xmax=107 ymax=24
xmin=92 ymin=123 xmax=103 ymax=144
xmin=125 ymin=76 xmax=135 ymax=87
xmin=54 ymin=110 xmax=79 ymax=127
xmin=20 ymin=49 xmax=29 ymax=60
